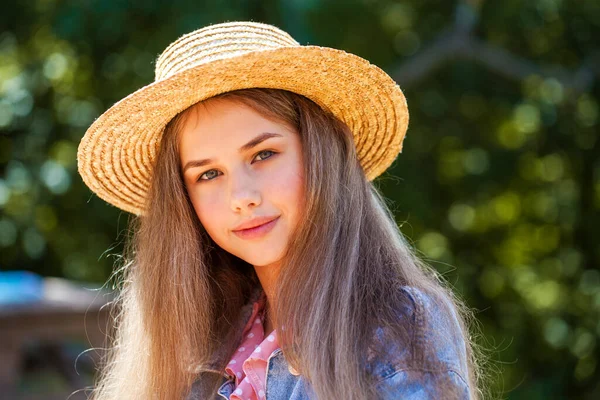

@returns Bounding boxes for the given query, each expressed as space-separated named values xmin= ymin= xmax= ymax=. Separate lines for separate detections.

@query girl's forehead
xmin=183 ymin=98 xmax=258 ymax=129
xmin=180 ymin=99 xmax=294 ymax=142
xmin=177 ymin=98 xmax=297 ymax=167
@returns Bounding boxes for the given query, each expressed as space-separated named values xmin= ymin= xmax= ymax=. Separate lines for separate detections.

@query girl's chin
xmin=239 ymin=252 xmax=284 ymax=268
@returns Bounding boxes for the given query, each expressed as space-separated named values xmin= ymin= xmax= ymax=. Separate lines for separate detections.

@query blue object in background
xmin=0 ymin=270 xmax=44 ymax=305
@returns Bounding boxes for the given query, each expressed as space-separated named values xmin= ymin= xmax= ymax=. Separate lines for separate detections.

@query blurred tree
xmin=1 ymin=0 xmax=598 ymax=398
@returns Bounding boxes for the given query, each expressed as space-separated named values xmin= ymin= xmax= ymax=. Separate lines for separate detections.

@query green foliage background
xmin=1 ymin=0 xmax=599 ymax=398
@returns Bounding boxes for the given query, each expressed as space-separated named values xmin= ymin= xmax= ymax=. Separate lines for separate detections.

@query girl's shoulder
xmin=367 ymin=285 xmax=470 ymax=397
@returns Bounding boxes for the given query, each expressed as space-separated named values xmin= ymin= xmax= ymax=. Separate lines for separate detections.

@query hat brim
xmin=77 ymin=45 xmax=409 ymax=215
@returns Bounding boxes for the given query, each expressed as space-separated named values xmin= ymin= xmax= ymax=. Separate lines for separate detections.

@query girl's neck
xmin=262 ymin=293 xmax=274 ymax=335
xmin=264 ymin=313 xmax=274 ymax=335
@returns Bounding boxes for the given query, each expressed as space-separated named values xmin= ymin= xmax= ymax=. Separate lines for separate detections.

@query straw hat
xmin=77 ymin=21 xmax=409 ymax=215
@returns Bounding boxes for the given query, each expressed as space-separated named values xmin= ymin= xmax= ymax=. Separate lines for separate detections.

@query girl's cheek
xmin=189 ymin=189 xmax=213 ymax=219
xmin=197 ymin=193 xmax=221 ymax=216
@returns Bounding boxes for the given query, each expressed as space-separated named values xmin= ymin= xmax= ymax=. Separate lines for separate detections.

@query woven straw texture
xmin=77 ymin=22 xmax=409 ymax=215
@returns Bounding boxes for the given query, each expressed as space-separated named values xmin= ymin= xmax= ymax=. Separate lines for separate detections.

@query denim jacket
xmin=188 ymin=285 xmax=471 ymax=399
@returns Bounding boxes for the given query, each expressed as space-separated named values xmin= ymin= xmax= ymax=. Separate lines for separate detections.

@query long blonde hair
xmin=91 ymin=88 xmax=491 ymax=399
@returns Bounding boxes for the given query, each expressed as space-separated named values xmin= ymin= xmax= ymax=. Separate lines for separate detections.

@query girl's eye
xmin=197 ymin=150 xmax=277 ymax=182
xmin=255 ymin=149 xmax=275 ymax=162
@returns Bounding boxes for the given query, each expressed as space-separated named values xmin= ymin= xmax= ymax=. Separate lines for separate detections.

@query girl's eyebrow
xmin=182 ymin=132 xmax=283 ymax=173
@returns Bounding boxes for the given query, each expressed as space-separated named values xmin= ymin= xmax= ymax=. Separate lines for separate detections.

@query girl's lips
xmin=232 ymin=216 xmax=279 ymax=240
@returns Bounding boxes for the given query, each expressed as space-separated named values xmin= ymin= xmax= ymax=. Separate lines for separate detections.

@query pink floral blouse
xmin=226 ymin=291 xmax=280 ymax=400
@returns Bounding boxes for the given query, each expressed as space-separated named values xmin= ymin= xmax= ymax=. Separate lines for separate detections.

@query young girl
xmin=78 ymin=22 xmax=485 ymax=400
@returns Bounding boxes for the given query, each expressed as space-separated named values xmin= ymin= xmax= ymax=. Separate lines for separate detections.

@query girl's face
xmin=179 ymin=97 xmax=304 ymax=268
